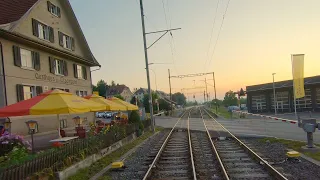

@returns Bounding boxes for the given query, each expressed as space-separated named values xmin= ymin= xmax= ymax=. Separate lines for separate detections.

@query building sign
xmin=35 ymin=73 xmax=77 ymax=85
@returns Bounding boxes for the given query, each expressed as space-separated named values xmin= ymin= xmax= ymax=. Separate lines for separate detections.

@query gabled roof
xmin=0 ymin=0 xmax=38 ymax=25
xmin=0 ymin=0 xmax=100 ymax=67
xmin=107 ymin=85 xmax=131 ymax=96
xmin=246 ymin=75 xmax=320 ymax=92
xmin=134 ymin=88 xmax=148 ymax=95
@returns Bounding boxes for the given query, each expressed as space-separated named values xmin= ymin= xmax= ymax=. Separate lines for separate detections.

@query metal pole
xmin=168 ymin=69 xmax=173 ymax=114
xmin=205 ymin=78 xmax=208 ymax=102
xmin=272 ymin=73 xmax=277 ymax=115
xmin=213 ymin=72 xmax=217 ymax=113
xmin=31 ymin=130 xmax=35 ymax=153
xmin=291 ymin=55 xmax=298 ymax=119
xmin=204 ymin=91 xmax=206 ymax=103
xmin=139 ymin=0 xmax=154 ymax=132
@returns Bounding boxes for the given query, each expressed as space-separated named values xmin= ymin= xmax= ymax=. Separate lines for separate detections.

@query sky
xmin=70 ymin=0 xmax=320 ymax=101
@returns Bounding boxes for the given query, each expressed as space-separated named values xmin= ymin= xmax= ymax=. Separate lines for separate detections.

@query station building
xmin=0 ymin=0 xmax=100 ymax=135
xmin=246 ymin=75 xmax=320 ymax=113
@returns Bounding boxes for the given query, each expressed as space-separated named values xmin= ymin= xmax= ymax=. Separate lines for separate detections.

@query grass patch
xmin=259 ymin=137 xmax=320 ymax=161
xmin=68 ymin=130 xmax=160 ymax=180
xmin=211 ymin=106 xmax=233 ymax=119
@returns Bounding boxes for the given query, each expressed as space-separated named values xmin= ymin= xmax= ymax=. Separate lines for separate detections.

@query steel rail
xmin=199 ymin=108 xmax=229 ymax=180
xmin=188 ymin=109 xmax=197 ymax=180
xmin=202 ymin=108 xmax=288 ymax=180
xmin=142 ymin=108 xmax=192 ymax=180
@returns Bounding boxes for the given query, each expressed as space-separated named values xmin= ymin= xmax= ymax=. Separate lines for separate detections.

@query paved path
xmin=155 ymin=115 xmax=320 ymax=144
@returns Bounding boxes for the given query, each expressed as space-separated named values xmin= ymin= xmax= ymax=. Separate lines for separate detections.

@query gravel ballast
xmin=103 ymin=129 xmax=170 ymax=180
xmin=240 ymin=137 xmax=320 ymax=180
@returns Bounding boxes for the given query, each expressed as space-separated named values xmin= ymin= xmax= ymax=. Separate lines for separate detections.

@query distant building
xmin=106 ymin=85 xmax=133 ymax=102
xmin=0 ymin=0 xmax=100 ymax=135
xmin=134 ymin=88 xmax=148 ymax=102
xmin=246 ymin=75 xmax=320 ymax=113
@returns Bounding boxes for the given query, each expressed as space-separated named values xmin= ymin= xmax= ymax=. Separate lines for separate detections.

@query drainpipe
xmin=90 ymin=65 xmax=101 ymax=94
xmin=0 ymin=42 xmax=7 ymax=106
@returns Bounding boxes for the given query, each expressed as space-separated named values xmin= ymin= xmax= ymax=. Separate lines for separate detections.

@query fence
xmin=0 ymin=123 xmax=146 ymax=180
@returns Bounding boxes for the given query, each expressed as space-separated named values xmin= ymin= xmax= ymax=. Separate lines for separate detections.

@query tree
xmin=143 ymin=92 xmax=159 ymax=113
xmin=92 ymin=84 xmax=98 ymax=91
xmin=114 ymin=94 xmax=125 ymax=101
xmin=158 ymin=99 xmax=170 ymax=111
xmin=240 ymin=97 xmax=247 ymax=104
xmin=212 ymin=98 xmax=223 ymax=107
xmin=172 ymin=92 xmax=186 ymax=105
xmin=223 ymin=90 xmax=238 ymax=106
xmin=96 ymin=80 xmax=107 ymax=97
xmin=111 ymin=80 xmax=116 ymax=87
xmin=130 ymin=96 xmax=143 ymax=107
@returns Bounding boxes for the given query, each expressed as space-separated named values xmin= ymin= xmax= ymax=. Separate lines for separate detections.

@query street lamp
xmin=25 ymin=120 xmax=37 ymax=153
xmin=4 ymin=119 xmax=12 ymax=133
xmin=73 ymin=116 xmax=82 ymax=128
xmin=272 ymin=73 xmax=277 ymax=115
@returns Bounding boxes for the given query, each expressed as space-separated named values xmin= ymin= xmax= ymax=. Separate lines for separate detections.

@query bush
xmin=129 ymin=111 xmax=140 ymax=124
xmin=138 ymin=122 xmax=144 ymax=131
xmin=0 ymin=131 xmax=31 ymax=156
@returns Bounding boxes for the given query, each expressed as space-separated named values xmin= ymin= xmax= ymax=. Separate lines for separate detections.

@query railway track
xmin=200 ymin=107 xmax=288 ymax=180
xmin=142 ymin=108 xmax=196 ymax=180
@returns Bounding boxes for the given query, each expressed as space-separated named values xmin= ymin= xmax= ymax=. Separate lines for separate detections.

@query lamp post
xmin=4 ymin=119 xmax=11 ymax=133
xmin=25 ymin=120 xmax=37 ymax=153
xmin=272 ymin=73 xmax=277 ymax=115
xmin=73 ymin=116 xmax=82 ymax=128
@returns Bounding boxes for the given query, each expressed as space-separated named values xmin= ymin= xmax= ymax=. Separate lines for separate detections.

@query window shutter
xmin=51 ymin=88 xmax=56 ymax=90
xmin=47 ymin=1 xmax=51 ymax=12
xmin=12 ymin=46 xmax=21 ymax=67
xmin=63 ymin=61 xmax=68 ymax=76
xmin=49 ymin=57 xmax=55 ymax=74
xmin=82 ymin=66 xmax=87 ymax=80
xmin=58 ymin=32 xmax=63 ymax=46
xmin=71 ymin=37 xmax=75 ymax=51
xmin=32 ymin=51 xmax=40 ymax=71
xmin=49 ymin=26 xmax=54 ymax=43
xmin=57 ymin=7 xmax=61 ymax=17
xmin=73 ymin=64 xmax=78 ymax=78
xmin=36 ymin=86 xmax=43 ymax=95
xmin=16 ymin=84 xmax=24 ymax=102
xmin=76 ymin=90 xmax=79 ymax=96
xmin=32 ymin=19 xmax=39 ymax=37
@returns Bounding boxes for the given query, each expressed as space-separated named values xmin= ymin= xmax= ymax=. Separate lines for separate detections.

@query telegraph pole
xmin=213 ymin=72 xmax=217 ymax=113
xmin=205 ymin=78 xmax=208 ymax=102
xmin=168 ymin=69 xmax=173 ymax=114
xmin=139 ymin=0 xmax=154 ymax=132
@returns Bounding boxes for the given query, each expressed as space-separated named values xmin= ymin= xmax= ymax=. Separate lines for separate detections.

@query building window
xmin=55 ymin=59 xmax=64 ymax=75
xmin=63 ymin=35 xmax=72 ymax=49
xmin=49 ymin=57 xmax=68 ymax=76
xmin=59 ymin=32 xmax=74 ymax=50
xmin=13 ymin=46 xmax=40 ymax=70
xmin=47 ymin=1 xmax=61 ymax=17
xmin=76 ymin=90 xmax=88 ymax=97
xmin=60 ymin=119 xmax=67 ymax=128
xmin=32 ymin=19 xmax=54 ymax=42
xmin=77 ymin=65 xmax=83 ymax=79
xmin=23 ymin=86 xmax=36 ymax=100
xmin=20 ymin=49 xmax=33 ymax=69
xmin=73 ymin=64 xmax=87 ymax=80
xmin=52 ymin=88 xmax=69 ymax=92
xmin=16 ymin=84 xmax=43 ymax=102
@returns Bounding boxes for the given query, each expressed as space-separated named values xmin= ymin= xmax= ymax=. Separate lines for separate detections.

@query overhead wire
xmin=161 ymin=0 xmax=180 ymax=75
xmin=204 ymin=0 xmax=220 ymax=71
xmin=205 ymin=0 xmax=231 ymax=72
